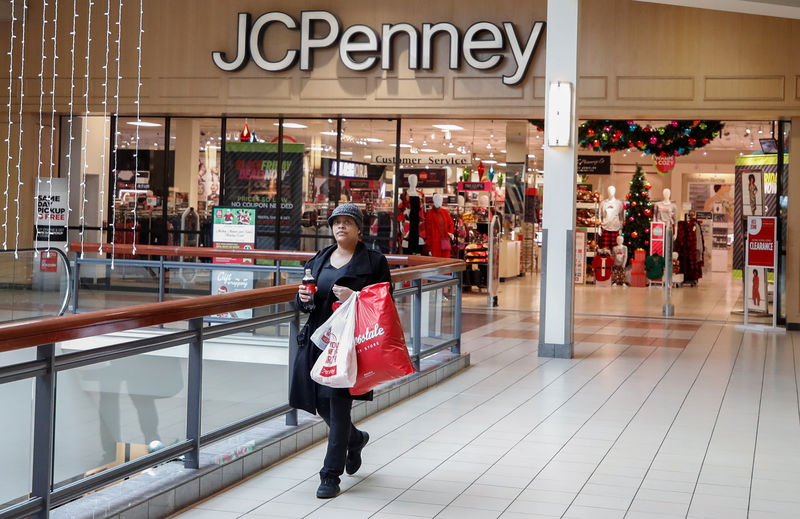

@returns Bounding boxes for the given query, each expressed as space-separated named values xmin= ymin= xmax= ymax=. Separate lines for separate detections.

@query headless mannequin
xmin=654 ymin=188 xmax=677 ymax=228
xmin=600 ymin=186 xmax=623 ymax=249
xmin=424 ymin=193 xmax=455 ymax=258
xmin=405 ymin=174 xmax=423 ymax=254
xmin=612 ymin=235 xmax=628 ymax=285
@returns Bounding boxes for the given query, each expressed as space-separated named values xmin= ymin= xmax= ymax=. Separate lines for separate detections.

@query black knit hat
xmin=328 ymin=203 xmax=363 ymax=229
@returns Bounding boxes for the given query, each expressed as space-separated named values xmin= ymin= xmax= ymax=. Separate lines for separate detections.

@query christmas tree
xmin=622 ymin=165 xmax=653 ymax=258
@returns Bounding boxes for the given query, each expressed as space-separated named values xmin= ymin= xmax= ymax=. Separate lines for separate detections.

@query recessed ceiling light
xmin=527 ymin=154 xmax=536 ymax=158
xmin=420 ymin=148 xmax=438 ymax=153
xmin=365 ymin=154 xmax=372 ymax=159
xmin=483 ymin=160 xmax=497 ymax=164
xmin=310 ymin=146 xmax=324 ymax=151
xmin=275 ymin=122 xmax=308 ymax=129
xmin=390 ymin=143 xmax=411 ymax=148
xmin=364 ymin=137 xmax=383 ymax=143
xmin=501 ymin=149 xmax=507 ymax=153
xmin=127 ymin=121 xmax=161 ymax=127
xmin=340 ymin=151 xmax=353 ymax=156
xmin=320 ymin=131 xmax=338 ymax=136
xmin=433 ymin=124 xmax=464 ymax=131
xmin=447 ymin=153 xmax=456 ymax=156
xmin=497 ymin=162 xmax=507 ymax=166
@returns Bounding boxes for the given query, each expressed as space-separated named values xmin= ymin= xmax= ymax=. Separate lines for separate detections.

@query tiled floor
xmin=171 ymin=313 xmax=799 ymax=519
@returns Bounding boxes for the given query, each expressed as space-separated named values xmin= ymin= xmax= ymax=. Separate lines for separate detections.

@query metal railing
xmin=0 ymin=243 xmax=465 ymax=519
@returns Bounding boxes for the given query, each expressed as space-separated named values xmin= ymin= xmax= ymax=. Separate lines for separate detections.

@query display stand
xmin=736 ymin=216 xmax=784 ymax=334
xmin=574 ymin=228 xmax=587 ymax=285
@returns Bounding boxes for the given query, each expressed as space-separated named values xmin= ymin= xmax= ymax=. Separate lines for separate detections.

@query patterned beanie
xmin=328 ymin=203 xmax=363 ymax=229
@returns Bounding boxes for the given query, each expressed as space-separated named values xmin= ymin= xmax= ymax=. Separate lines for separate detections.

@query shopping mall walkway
xmin=171 ymin=311 xmax=799 ymax=519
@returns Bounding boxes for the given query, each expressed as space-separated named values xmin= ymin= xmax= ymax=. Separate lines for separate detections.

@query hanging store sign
xmin=653 ymin=155 xmax=677 ymax=174
xmin=373 ymin=154 xmax=471 ymax=167
xmin=212 ymin=11 xmax=545 ymax=86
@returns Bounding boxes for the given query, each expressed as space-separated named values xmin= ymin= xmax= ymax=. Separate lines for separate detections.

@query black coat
xmin=289 ymin=242 xmax=392 ymax=414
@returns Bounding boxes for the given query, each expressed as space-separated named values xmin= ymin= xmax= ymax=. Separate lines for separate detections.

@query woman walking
xmin=290 ymin=203 xmax=392 ymax=499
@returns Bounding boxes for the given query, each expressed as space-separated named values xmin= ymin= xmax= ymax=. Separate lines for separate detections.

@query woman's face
xmin=331 ymin=215 xmax=360 ymax=246
xmin=749 ymin=177 xmax=755 ymax=186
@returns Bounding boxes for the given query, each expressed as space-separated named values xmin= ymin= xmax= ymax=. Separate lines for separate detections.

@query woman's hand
xmin=298 ymin=284 xmax=313 ymax=303
xmin=332 ymin=284 xmax=354 ymax=301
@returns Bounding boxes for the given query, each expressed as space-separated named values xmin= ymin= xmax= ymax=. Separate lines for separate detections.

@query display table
xmin=500 ymin=240 xmax=522 ymax=278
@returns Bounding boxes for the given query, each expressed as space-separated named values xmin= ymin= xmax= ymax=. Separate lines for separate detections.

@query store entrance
xmin=463 ymin=119 xmax=789 ymax=326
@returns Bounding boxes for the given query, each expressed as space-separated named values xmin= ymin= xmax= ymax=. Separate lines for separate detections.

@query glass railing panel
xmin=0 ymin=249 xmax=70 ymax=322
xmin=0 ymin=377 xmax=33 ymax=507
xmin=200 ymin=318 xmax=292 ymax=434
xmin=76 ymin=263 xmax=160 ymax=311
xmin=421 ymin=284 xmax=457 ymax=355
xmin=393 ymin=291 xmax=414 ymax=353
xmin=52 ymin=341 xmax=188 ymax=488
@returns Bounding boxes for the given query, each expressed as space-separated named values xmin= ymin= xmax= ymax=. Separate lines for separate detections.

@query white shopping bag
xmin=310 ymin=293 xmax=359 ymax=388
xmin=310 ymin=292 xmax=357 ymax=350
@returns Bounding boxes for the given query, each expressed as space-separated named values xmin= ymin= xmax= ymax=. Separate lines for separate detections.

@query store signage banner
xmin=210 ymin=270 xmax=254 ymax=319
xmin=223 ymin=142 xmax=304 ymax=249
xmin=649 ymin=221 xmax=665 ymax=256
xmin=574 ymin=228 xmax=587 ymax=285
xmin=373 ymin=154 xmax=471 ymax=167
xmin=398 ymin=169 xmax=447 ymax=188
xmin=212 ymin=207 xmax=256 ymax=265
xmin=746 ymin=216 xmax=776 ymax=268
xmin=458 ymin=181 xmax=492 ymax=191
xmin=653 ymin=155 xmax=677 ymax=174
xmin=577 ymin=155 xmax=610 ymax=176
xmin=35 ymin=177 xmax=68 ymax=246
xmin=212 ymin=11 xmax=545 ymax=86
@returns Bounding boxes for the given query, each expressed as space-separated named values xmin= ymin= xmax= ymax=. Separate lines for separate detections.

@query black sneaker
xmin=316 ymin=477 xmax=340 ymax=499
xmin=345 ymin=431 xmax=369 ymax=475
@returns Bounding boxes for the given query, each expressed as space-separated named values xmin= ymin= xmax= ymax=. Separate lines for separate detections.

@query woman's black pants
xmin=316 ymin=396 xmax=361 ymax=482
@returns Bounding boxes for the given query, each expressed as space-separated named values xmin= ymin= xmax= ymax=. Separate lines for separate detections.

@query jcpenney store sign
xmin=212 ymin=11 xmax=545 ymax=86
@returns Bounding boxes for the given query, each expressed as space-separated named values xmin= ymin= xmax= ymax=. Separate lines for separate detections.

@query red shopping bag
xmin=349 ymin=282 xmax=415 ymax=396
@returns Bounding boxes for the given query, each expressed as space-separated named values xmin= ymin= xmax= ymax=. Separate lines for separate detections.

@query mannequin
xmin=404 ymin=174 xmax=424 ymax=254
xmin=424 ymin=193 xmax=455 ymax=258
xmin=600 ymin=186 xmax=623 ymax=250
xmin=654 ymin=188 xmax=678 ymax=228
xmin=611 ymin=235 xmax=628 ymax=286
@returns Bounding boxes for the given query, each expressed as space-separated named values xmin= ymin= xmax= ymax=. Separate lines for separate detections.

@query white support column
xmin=539 ymin=0 xmax=579 ymax=358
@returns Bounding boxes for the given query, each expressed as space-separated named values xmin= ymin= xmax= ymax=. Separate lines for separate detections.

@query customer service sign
xmin=212 ymin=11 xmax=545 ymax=86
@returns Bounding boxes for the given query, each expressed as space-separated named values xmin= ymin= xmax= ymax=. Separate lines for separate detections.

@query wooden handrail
xmin=0 ymin=245 xmax=464 ymax=352
xmin=69 ymin=242 xmax=453 ymax=267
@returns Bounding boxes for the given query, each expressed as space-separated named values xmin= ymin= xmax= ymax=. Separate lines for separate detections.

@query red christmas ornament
xmin=650 ymin=136 xmax=657 ymax=144
xmin=239 ymin=123 xmax=252 ymax=142
xmin=629 ymin=217 xmax=635 ymax=222
xmin=688 ymin=138 xmax=696 ymax=146
xmin=644 ymin=209 xmax=652 ymax=216
xmin=645 ymin=228 xmax=649 ymax=233
xmin=632 ymin=201 xmax=637 ymax=206
xmin=587 ymin=129 xmax=595 ymax=137
xmin=631 ymin=231 xmax=638 ymax=238
xmin=645 ymin=182 xmax=652 ymax=189
xmin=593 ymin=139 xmax=600 ymax=148
xmin=644 ymin=240 xmax=649 ymax=245
xmin=702 ymin=138 xmax=709 ymax=144
xmin=693 ymin=120 xmax=700 ymax=126
xmin=671 ymin=121 xmax=678 ymax=127
xmin=625 ymin=193 xmax=631 ymax=200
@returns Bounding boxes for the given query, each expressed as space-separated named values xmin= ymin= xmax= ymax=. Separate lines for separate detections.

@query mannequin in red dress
xmin=424 ymin=193 xmax=455 ymax=258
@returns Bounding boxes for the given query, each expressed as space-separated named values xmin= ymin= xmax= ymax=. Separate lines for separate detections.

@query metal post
xmin=286 ymin=307 xmax=300 ymax=427
xmin=412 ymin=279 xmax=422 ymax=371
xmin=184 ymin=318 xmax=204 ymax=469
xmin=452 ymin=272 xmax=462 ymax=354
xmin=662 ymin=227 xmax=674 ymax=316
xmin=31 ymin=343 xmax=56 ymax=519
xmin=72 ymin=254 xmax=80 ymax=313
xmin=158 ymin=255 xmax=166 ymax=303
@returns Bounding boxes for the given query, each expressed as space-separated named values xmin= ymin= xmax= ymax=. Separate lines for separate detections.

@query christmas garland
xmin=578 ymin=120 xmax=724 ymax=156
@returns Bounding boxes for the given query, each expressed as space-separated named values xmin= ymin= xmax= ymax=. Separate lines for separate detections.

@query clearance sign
xmin=747 ymin=216 xmax=776 ymax=268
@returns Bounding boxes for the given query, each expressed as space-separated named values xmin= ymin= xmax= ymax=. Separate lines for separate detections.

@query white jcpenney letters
xmin=212 ymin=11 xmax=545 ymax=86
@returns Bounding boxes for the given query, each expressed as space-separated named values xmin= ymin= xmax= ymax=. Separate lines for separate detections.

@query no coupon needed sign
xmin=747 ymin=216 xmax=776 ymax=268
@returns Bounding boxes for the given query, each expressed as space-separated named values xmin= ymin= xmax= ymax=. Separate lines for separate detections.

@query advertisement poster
xmin=649 ymin=221 xmax=665 ymax=256
xmin=35 ymin=177 xmax=68 ymax=247
xmin=398 ymin=169 xmax=447 ymax=188
xmin=574 ymin=228 xmax=587 ymax=285
xmin=210 ymin=270 xmax=254 ymax=319
xmin=746 ymin=266 xmax=767 ymax=313
xmin=222 ymin=142 xmax=304 ymax=250
xmin=213 ymin=207 xmax=256 ymax=265
xmin=746 ymin=216 xmax=776 ymax=268
xmin=741 ymin=171 xmax=764 ymax=217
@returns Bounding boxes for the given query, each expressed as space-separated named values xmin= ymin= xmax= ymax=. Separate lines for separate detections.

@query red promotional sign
xmin=39 ymin=250 xmax=58 ymax=273
xmin=653 ymin=155 xmax=676 ymax=174
xmin=747 ymin=216 xmax=776 ymax=268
